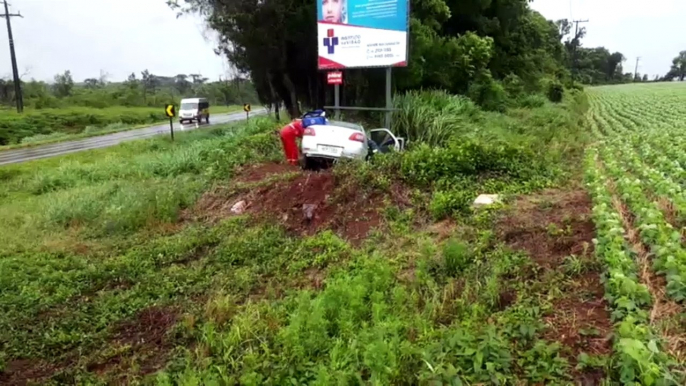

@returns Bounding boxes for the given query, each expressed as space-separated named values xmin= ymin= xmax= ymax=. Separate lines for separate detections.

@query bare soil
xmin=191 ymin=162 xmax=410 ymax=245
xmin=497 ymin=189 xmax=613 ymax=383
xmin=498 ymin=189 xmax=595 ymax=268
xmin=0 ymin=359 xmax=66 ymax=386
xmin=85 ymin=306 xmax=179 ymax=380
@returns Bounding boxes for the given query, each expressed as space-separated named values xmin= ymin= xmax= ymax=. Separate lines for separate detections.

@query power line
xmin=0 ymin=1 xmax=23 ymax=113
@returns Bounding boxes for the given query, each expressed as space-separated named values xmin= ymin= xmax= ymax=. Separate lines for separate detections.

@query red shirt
xmin=288 ymin=120 xmax=304 ymax=137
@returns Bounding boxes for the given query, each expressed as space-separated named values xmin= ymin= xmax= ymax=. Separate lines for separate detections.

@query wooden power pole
xmin=634 ymin=57 xmax=641 ymax=81
xmin=1 ymin=1 xmax=23 ymax=113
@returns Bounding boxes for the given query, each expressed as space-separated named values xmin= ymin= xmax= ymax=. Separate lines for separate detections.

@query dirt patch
xmin=497 ymin=189 xmax=594 ymax=268
xmin=0 ymin=359 xmax=68 ymax=386
xmin=498 ymin=189 xmax=613 ymax=379
xmin=86 ymin=306 xmax=179 ymax=379
xmin=542 ymin=272 xmax=613 ymax=354
xmin=191 ymin=163 xmax=410 ymax=245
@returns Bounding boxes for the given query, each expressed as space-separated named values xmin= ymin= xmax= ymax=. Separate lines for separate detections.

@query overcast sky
xmin=0 ymin=0 xmax=682 ymax=83
xmin=0 ymin=0 xmax=228 ymax=82
xmin=531 ymin=0 xmax=685 ymax=78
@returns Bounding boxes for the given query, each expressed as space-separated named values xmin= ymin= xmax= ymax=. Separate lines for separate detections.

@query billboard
xmin=317 ymin=0 xmax=408 ymax=69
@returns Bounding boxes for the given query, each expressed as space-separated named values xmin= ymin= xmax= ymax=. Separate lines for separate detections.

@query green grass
xmin=1 ymin=90 xmax=660 ymax=384
xmin=0 ymin=105 xmax=243 ymax=150
xmin=210 ymin=104 xmax=243 ymax=114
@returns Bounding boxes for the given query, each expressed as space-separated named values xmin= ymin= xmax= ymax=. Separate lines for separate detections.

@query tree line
xmin=0 ymin=70 xmax=260 ymax=110
xmin=168 ymin=0 xmax=684 ymax=119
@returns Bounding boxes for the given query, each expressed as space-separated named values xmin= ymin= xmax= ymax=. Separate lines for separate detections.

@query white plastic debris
xmin=230 ymin=200 xmax=247 ymax=214
xmin=473 ymin=194 xmax=501 ymax=207
xmin=303 ymin=204 xmax=318 ymax=221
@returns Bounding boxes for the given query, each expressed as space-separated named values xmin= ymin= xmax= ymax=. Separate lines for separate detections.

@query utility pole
xmin=634 ymin=56 xmax=641 ymax=81
xmin=571 ymin=19 xmax=589 ymax=81
xmin=0 ymin=1 xmax=23 ymax=113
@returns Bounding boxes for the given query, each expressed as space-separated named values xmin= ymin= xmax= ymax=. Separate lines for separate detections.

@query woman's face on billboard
xmin=322 ymin=0 xmax=343 ymax=23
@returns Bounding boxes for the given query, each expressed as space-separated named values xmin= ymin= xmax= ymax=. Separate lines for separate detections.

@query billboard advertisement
xmin=317 ymin=0 xmax=409 ymax=69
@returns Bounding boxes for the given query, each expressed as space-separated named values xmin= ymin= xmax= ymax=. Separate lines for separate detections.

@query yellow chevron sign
xmin=243 ymin=103 xmax=251 ymax=112
xmin=165 ymin=104 xmax=176 ymax=118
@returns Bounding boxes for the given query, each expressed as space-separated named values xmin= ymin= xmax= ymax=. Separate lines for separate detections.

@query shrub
xmin=399 ymin=140 xmax=541 ymax=188
xmin=503 ymin=74 xmax=525 ymax=99
xmin=468 ymin=75 xmax=509 ymax=112
xmin=429 ymin=190 xmax=473 ymax=220
xmin=392 ymin=90 xmax=479 ymax=147
xmin=546 ymin=81 xmax=564 ymax=103
xmin=443 ymin=239 xmax=472 ymax=275
xmin=516 ymin=94 xmax=547 ymax=109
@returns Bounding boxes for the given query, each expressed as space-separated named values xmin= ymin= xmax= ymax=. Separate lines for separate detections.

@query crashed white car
xmin=300 ymin=120 xmax=404 ymax=169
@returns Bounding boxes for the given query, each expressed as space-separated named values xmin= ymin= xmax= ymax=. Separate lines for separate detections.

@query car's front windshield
xmin=181 ymin=103 xmax=198 ymax=110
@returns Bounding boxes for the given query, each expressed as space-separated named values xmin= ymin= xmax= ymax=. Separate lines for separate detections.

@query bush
xmin=443 ymin=239 xmax=472 ymax=275
xmin=468 ymin=75 xmax=509 ymax=112
xmin=399 ymin=140 xmax=541 ymax=188
xmin=392 ymin=90 xmax=479 ymax=147
xmin=429 ymin=190 xmax=473 ymax=219
xmin=503 ymin=74 xmax=525 ymax=99
xmin=516 ymin=94 xmax=547 ymax=109
xmin=545 ymin=81 xmax=564 ymax=103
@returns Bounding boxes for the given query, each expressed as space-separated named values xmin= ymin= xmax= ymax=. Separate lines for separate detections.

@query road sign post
xmin=244 ymin=103 xmax=251 ymax=121
xmin=165 ymin=104 xmax=176 ymax=141
xmin=327 ymin=71 xmax=343 ymax=120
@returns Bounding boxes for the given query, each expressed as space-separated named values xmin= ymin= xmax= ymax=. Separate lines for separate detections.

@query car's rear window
xmin=328 ymin=121 xmax=363 ymax=131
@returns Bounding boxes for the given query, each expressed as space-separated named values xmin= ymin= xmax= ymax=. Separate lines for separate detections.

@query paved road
xmin=0 ymin=109 xmax=266 ymax=166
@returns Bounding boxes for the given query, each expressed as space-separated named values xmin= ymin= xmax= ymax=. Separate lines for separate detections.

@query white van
xmin=179 ymin=98 xmax=210 ymax=124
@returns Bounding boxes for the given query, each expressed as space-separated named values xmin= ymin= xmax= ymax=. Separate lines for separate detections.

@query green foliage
xmin=429 ymin=190 xmax=473 ymax=219
xmin=545 ymin=80 xmax=565 ymax=103
xmin=468 ymin=74 xmax=509 ymax=112
xmin=442 ymin=239 xmax=472 ymax=276
xmin=170 ymin=0 xmax=574 ymax=113
xmin=0 ymin=107 xmax=165 ymax=145
xmin=392 ymin=90 xmax=478 ymax=147
xmin=516 ymin=94 xmax=547 ymax=108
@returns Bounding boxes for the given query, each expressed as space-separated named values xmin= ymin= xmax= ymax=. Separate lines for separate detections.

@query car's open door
xmin=369 ymin=129 xmax=404 ymax=153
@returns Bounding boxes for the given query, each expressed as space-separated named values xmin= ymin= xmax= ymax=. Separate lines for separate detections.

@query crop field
xmin=2 ymin=88 xmax=684 ymax=385
xmin=584 ymin=82 xmax=686 ymax=383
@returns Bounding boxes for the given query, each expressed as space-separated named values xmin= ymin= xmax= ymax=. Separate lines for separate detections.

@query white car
xmin=300 ymin=120 xmax=404 ymax=169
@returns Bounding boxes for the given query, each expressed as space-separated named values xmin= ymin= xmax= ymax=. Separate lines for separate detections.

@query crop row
xmin=600 ymin=144 xmax=686 ymax=302
xmin=585 ymin=148 xmax=679 ymax=385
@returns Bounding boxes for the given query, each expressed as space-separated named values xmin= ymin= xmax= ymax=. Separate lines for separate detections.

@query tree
xmin=141 ymin=69 xmax=158 ymax=102
xmin=53 ymin=70 xmax=74 ymax=98
xmin=174 ymin=74 xmax=191 ymax=96
xmin=84 ymin=78 xmax=100 ymax=89
xmin=642 ymin=74 xmax=648 ymax=82
xmin=666 ymin=50 xmax=686 ymax=81
xmin=169 ymin=0 xmax=575 ymax=115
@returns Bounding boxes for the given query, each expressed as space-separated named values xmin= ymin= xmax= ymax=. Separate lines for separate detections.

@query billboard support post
xmin=334 ymin=84 xmax=340 ymax=120
xmin=385 ymin=67 xmax=392 ymax=129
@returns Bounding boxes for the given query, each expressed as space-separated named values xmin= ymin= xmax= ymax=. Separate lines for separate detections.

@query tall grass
xmin=392 ymin=90 xmax=480 ymax=147
xmin=0 ymin=117 xmax=282 ymax=252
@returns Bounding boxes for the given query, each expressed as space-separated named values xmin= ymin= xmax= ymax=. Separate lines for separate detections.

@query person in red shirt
xmin=279 ymin=119 xmax=304 ymax=165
